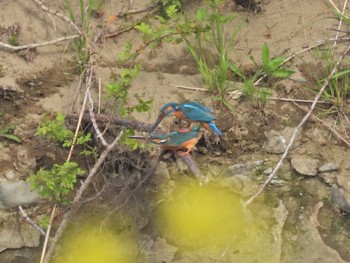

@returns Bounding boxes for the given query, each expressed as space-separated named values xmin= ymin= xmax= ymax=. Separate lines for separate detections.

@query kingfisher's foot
xmin=178 ymin=149 xmax=191 ymax=156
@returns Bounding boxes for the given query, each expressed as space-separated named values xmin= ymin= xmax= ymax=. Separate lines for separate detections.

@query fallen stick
xmin=244 ymin=42 xmax=350 ymax=207
xmin=0 ymin=35 xmax=79 ymax=51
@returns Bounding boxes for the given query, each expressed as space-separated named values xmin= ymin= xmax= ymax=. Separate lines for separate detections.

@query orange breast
xmin=178 ymin=134 xmax=202 ymax=151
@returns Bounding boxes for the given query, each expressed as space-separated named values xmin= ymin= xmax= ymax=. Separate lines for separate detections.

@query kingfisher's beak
xmin=127 ymin=135 xmax=150 ymax=141
xmin=149 ymin=112 xmax=165 ymax=132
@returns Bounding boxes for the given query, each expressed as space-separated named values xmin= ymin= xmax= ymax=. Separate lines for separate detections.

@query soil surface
xmin=1 ymin=0 xmax=350 ymax=262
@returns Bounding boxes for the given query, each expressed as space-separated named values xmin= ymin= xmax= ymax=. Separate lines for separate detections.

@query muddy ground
xmin=1 ymin=0 xmax=350 ymax=262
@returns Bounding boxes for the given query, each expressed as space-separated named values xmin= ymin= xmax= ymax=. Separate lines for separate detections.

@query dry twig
xmin=244 ymin=42 xmax=350 ymax=207
xmin=18 ymin=205 xmax=46 ymax=236
xmin=0 ymin=35 xmax=79 ymax=51
xmin=33 ymin=0 xmax=83 ymax=35
xmin=292 ymin=102 xmax=350 ymax=147
xmin=333 ymin=0 xmax=348 ymax=52
xmin=117 ymin=4 xmax=158 ymax=17
xmin=87 ymin=90 xmax=108 ymax=146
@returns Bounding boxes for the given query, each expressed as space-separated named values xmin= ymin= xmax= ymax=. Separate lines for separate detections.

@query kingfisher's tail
xmin=209 ymin=122 xmax=223 ymax=136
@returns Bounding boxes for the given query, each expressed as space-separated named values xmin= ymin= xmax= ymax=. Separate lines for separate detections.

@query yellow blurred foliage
xmin=154 ymin=179 xmax=281 ymax=262
xmin=52 ymin=218 xmax=139 ymax=263
xmin=155 ymin=181 xmax=245 ymax=251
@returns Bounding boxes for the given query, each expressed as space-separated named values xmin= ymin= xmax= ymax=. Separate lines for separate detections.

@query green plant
xmin=8 ymin=34 xmax=19 ymax=46
xmin=243 ymin=42 xmax=294 ymax=102
xmin=0 ymin=123 xmax=21 ymax=143
xmin=187 ymin=0 xmax=241 ymax=100
xmin=135 ymin=0 xmax=243 ymax=108
xmin=36 ymin=112 xmax=96 ymax=157
xmin=260 ymin=42 xmax=294 ymax=78
xmin=27 ymin=161 xmax=84 ymax=205
xmin=312 ymin=46 xmax=350 ymax=114
xmin=106 ymin=65 xmax=141 ymax=116
xmin=38 ymin=214 xmax=51 ymax=229
xmin=155 ymin=0 xmax=183 ymax=18
xmin=65 ymin=0 xmax=91 ymax=71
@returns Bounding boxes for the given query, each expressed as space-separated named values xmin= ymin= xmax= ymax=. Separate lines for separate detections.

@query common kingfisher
xmin=150 ymin=101 xmax=223 ymax=135
xmin=128 ymin=127 xmax=202 ymax=155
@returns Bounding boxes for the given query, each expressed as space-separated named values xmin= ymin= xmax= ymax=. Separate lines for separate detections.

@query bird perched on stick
xmin=128 ymin=126 xmax=202 ymax=155
xmin=150 ymin=101 xmax=222 ymax=135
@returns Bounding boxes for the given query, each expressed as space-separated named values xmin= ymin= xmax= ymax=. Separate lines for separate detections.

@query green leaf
xmin=262 ymin=42 xmax=270 ymax=68
xmin=228 ymin=63 xmax=244 ymax=79
xmin=330 ymin=69 xmax=350 ymax=80
xmin=268 ymin=57 xmax=285 ymax=71
xmin=196 ymin=8 xmax=204 ymax=21
xmin=271 ymin=69 xmax=294 ymax=78
xmin=0 ymin=134 xmax=22 ymax=143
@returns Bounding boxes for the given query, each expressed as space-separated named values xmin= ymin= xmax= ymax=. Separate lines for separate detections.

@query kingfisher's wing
xmin=180 ymin=104 xmax=214 ymax=122
xmin=183 ymin=101 xmax=214 ymax=115
xmin=164 ymin=130 xmax=200 ymax=146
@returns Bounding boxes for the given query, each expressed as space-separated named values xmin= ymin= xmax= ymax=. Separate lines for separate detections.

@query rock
xmin=156 ymin=161 xmax=170 ymax=180
xmin=140 ymin=235 xmax=178 ymax=263
xmin=291 ymin=155 xmax=319 ymax=176
xmin=331 ymin=184 xmax=350 ymax=213
xmin=176 ymin=159 xmax=188 ymax=173
xmin=0 ymin=222 xmax=40 ymax=253
xmin=264 ymin=127 xmax=302 ymax=154
xmin=318 ymin=172 xmax=336 ymax=185
xmin=4 ymin=169 xmax=17 ymax=181
xmin=319 ymin=163 xmax=339 ymax=173
xmin=0 ymin=181 xmax=42 ymax=210
xmin=16 ymin=147 xmax=36 ymax=176
xmin=0 ymin=148 xmax=11 ymax=163
xmin=227 ymin=160 xmax=264 ymax=176
xmin=263 ymin=167 xmax=273 ymax=175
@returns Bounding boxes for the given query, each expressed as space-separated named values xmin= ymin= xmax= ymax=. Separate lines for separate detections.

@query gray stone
xmin=0 ymin=223 xmax=40 ymax=253
xmin=291 ymin=155 xmax=319 ymax=176
xmin=16 ymin=147 xmax=36 ymax=175
xmin=227 ymin=160 xmax=264 ymax=176
xmin=263 ymin=167 xmax=273 ymax=175
xmin=4 ymin=169 xmax=17 ymax=181
xmin=0 ymin=148 xmax=11 ymax=163
xmin=156 ymin=161 xmax=170 ymax=180
xmin=176 ymin=158 xmax=188 ymax=173
xmin=319 ymin=163 xmax=339 ymax=173
xmin=264 ymin=127 xmax=302 ymax=154
xmin=318 ymin=172 xmax=336 ymax=185
xmin=331 ymin=184 xmax=350 ymax=213
xmin=0 ymin=181 xmax=42 ymax=210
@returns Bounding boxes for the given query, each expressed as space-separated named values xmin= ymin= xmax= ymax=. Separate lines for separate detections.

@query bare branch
xmin=0 ymin=35 xmax=79 ymax=51
xmin=33 ymin=0 xmax=83 ymax=35
xmin=18 ymin=205 xmax=46 ymax=236
xmin=87 ymin=90 xmax=108 ymax=147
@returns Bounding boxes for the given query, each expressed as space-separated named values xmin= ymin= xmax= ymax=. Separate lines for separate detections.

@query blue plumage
xmin=151 ymin=101 xmax=223 ymax=136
